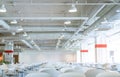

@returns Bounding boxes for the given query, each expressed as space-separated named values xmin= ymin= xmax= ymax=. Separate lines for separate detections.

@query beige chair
xmin=58 ymin=72 xmax=85 ymax=77
xmin=25 ymin=72 xmax=51 ymax=77
xmin=96 ymin=71 xmax=120 ymax=77
xmin=85 ymin=69 xmax=105 ymax=77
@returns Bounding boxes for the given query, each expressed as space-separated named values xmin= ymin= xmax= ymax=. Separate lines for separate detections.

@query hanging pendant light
xmin=0 ymin=4 xmax=7 ymax=13
xmin=69 ymin=4 xmax=77 ymax=13
xmin=64 ymin=20 xmax=71 ymax=25
xmin=10 ymin=20 xmax=18 ymax=24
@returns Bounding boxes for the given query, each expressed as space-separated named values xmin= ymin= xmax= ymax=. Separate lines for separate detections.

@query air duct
xmin=21 ymin=40 xmax=33 ymax=49
xmin=0 ymin=20 xmax=10 ymax=29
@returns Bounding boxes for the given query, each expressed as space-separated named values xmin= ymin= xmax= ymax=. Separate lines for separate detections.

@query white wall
xmin=19 ymin=49 xmax=76 ymax=64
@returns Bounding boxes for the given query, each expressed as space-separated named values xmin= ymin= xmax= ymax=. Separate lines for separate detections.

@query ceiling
xmin=0 ymin=0 xmax=120 ymax=51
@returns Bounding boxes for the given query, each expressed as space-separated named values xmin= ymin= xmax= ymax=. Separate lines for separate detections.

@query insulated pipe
xmin=21 ymin=40 xmax=33 ymax=48
xmin=0 ymin=20 xmax=10 ymax=29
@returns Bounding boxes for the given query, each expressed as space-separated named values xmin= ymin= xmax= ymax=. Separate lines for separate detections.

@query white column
xmin=76 ymin=50 xmax=80 ymax=63
xmin=81 ymin=42 xmax=88 ymax=63
xmin=95 ymin=33 xmax=108 ymax=64
xmin=4 ymin=41 xmax=14 ymax=64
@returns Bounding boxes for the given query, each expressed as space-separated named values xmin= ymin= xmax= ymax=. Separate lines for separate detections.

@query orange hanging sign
xmin=80 ymin=50 xmax=88 ymax=52
xmin=95 ymin=44 xmax=107 ymax=48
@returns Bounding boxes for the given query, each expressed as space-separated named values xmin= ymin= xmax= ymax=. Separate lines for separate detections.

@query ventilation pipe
xmin=0 ymin=20 xmax=10 ymax=29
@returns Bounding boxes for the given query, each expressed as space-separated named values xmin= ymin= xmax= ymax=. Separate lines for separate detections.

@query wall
xmin=19 ymin=49 xmax=76 ymax=64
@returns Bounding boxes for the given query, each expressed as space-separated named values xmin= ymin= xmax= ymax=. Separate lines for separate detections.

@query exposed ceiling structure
xmin=0 ymin=0 xmax=120 ymax=51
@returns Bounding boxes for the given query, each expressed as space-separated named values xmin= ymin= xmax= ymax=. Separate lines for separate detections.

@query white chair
xmin=60 ymin=67 xmax=75 ymax=73
xmin=39 ymin=68 xmax=60 ymax=77
xmin=58 ymin=72 xmax=85 ymax=77
xmin=85 ymin=69 xmax=105 ymax=77
xmin=25 ymin=72 xmax=51 ymax=77
xmin=96 ymin=71 xmax=120 ymax=77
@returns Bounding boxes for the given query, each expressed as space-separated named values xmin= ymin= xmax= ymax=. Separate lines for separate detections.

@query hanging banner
xmin=80 ymin=50 xmax=88 ymax=52
xmin=95 ymin=44 xmax=107 ymax=48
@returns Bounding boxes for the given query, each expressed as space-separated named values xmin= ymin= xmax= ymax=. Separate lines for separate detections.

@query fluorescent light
xmin=116 ymin=10 xmax=120 ymax=13
xmin=64 ymin=20 xmax=71 ymax=25
xmin=69 ymin=4 xmax=77 ymax=13
xmin=17 ymin=28 xmax=23 ymax=31
xmin=10 ymin=20 xmax=17 ymax=24
xmin=0 ymin=4 xmax=7 ymax=13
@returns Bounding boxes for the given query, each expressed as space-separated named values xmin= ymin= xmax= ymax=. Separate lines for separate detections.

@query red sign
xmin=95 ymin=44 xmax=107 ymax=48
xmin=80 ymin=50 xmax=88 ymax=52
xmin=0 ymin=52 xmax=2 ymax=56
xmin=4 ymin=50 xmax=13 ymax=53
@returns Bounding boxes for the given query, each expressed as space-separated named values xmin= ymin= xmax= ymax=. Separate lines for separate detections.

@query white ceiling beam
xmin=0 ymin=34 xmax=71 ymax=40
xmin=0 ymin=26 xmax=77 ymax=32
xmin=63 ymin=5 xmax=106 ymax=48
xmin=5 ymin=26 xmax=77 ymax=32
xmin=0 ymin=17 xmax=88 ymax=20
xmin=83 ymin=6 xmax=119 ymax=34
xmin=6 ymin=3 xmax=120 ymax=6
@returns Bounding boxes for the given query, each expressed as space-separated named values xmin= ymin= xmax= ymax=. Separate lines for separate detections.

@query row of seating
xmin=0 ymin=62 xmax=120 ymax=77
xmin=25 ymin=62 xmax=120 ymax=77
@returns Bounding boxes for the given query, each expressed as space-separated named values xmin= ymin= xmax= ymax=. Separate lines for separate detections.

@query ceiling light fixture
xmin=17 ymin=26 xmax=23 ymax=32
xmin=0 ymin=4 xmax=7 ymax=13
xmin=116 ymin=10 xmax=120 ymax=13
xmin=12 ymin=32 xmax=16 ymax=35
xmin=64 ymin=20 xmax=71 ymax=25
xmin=69 ymin=4 xmax=77 ymax=13
xmin=10 ymin=20 xmax=18 ymax=24
xmin=23 ymin=32 xmax=27 ymax=36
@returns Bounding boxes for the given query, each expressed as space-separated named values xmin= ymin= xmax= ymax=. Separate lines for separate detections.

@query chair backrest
xmin=25 ymin=72 xmax=51 ymax=77
xmin=85 ymin=69 xmax=105 ymax=77
xmin=40 ymin=68 xmax=60 ymax=77
xmin=96 ymin=71 xmax=120 ymax=77
xmin=58 ymin=72 xmax=86 ymax=77
xmin=60 ymin=67 xmax=75 ymax=73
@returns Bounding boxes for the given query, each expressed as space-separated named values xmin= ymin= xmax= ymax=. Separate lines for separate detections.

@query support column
xmin=95 ymin=33 xmax=108 ymax=64
xmin=80 ymin=43 xmax=88 ymax=63
xmin=4 ymin=41 xmax=14 ymax=64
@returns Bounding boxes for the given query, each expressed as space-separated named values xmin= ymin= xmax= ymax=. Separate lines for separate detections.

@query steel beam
xmin=6 ymin=3 xmax=120 ymax=6
xmin=0 ymin=17 xmax=88 ymax=20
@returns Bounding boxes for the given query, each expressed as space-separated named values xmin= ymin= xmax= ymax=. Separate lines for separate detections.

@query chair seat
xmin=25 ymin=72 xmax=51 ymax=77
xmin=58 ymin=72 xmax=85 ymax=77
xmin=96 ymin=71 xmax=120 ymax=77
